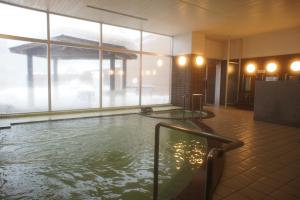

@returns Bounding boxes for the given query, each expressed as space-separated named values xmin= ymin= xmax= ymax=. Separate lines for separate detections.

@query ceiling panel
xmin=1 ymin=0 xmax=300 ymax=38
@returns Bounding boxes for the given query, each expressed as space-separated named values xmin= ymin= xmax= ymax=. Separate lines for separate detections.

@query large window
xmin=0 ymin=2 xmax=172 ymax=114
xmin=102 ymin=24 xmax=141 ymax=51
xmin=142 ymin=55 xmax=171 ymax=105
xmin=102 ymin=51 xmax=140 ymax=107
xmin=0 ymin=3 xmax=47 ymax=39
xmin=51 ymin=45 xmax=100 ymax=110
xmin=0 ymin=39 xmax=48 ymax=114
xmin=50 ymin=14 xmax=100 ymax=46
xmin=143 ymin=32 xmax=172 ymax=55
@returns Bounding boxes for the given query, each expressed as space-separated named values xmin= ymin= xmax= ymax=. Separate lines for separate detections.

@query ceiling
xmin=2 ymin=0 xmax=300 ymax=38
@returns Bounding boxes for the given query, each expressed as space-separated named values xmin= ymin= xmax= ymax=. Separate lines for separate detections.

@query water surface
xmin=0 ymin=115 xmax=207 ymax=199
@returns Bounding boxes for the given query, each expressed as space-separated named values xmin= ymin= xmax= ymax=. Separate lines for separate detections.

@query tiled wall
xmin=171 ymin=54 xmax=205 ymax=110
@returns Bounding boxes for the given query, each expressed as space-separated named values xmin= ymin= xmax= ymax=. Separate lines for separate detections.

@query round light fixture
xmin=178 ymin=56 xmax=187 ymax=66
xmin=195 ymin=56 xmax=204 ymax=66
xmin=246 ymin=63 xmax=256 ymax=74
xmin=290 ymin=61 xmax=300 ymax=72
xmin=266 ymin=63 xmax=277 ymax=73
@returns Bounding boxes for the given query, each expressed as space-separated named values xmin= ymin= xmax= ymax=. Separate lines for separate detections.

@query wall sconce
xmin=195 ymin=55 xmax=204 ymax=66
xmin=246 ymin=63 xmax=256 ymax=74
xmin=266 ymin=62 xmax=278 ymax=73
xmin=177 ymin=56 xmax=187 ymax=67
xmin=290 ymin=61 xmax=300 ymax=72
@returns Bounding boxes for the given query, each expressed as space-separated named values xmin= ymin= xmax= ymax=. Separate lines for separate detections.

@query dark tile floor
xmin=203 ymin=106 xmax=300 ymax=200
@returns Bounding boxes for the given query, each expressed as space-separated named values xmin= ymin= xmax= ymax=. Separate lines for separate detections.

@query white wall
xmin=205 ymin=39 xmax=225 ymax=59
xmin=192 ymin=32 xmax=206 ymax=55
xmin=229 ymin=39 xmax=242 ymax=60
xmin=242 ymin=27 xmax=300 ymax=58
xmin=172 ymin=32 xmax=192 ymax=56
xmin=172 ymin=32 xmax=225 ymax=59
xmin=173 ymin=27 xmax=300 ymax=59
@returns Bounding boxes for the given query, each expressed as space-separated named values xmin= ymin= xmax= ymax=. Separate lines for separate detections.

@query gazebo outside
xmin=9 ymin=35 xmax=138 ymax=91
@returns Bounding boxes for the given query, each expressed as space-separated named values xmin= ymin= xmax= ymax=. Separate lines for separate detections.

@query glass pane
xmin=51 ymin=45 xmax=100 ymax=110
xmin=0 ymin=3 xmax=47 ymax=39
xmin=50 ymin=14 xmax=100 ymax=45
xmin=143 ymin=32 xmax=172 ymax=55
xmin=102 ymin=51 xmax=140 ymax=107
xmin=142 ymin=55 xmax=171 ymax=105
xmin=102 ymin=24 xmax=140 ymax=51
xmin=0 ymin=38 xmax=48 ymax=114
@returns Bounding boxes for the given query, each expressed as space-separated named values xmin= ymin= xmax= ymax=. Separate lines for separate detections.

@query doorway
xmin=205 ymin=59 xmax=222 ymax=106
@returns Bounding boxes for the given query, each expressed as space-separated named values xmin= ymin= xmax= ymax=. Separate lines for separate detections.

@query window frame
xmin=0 ymin=1 xmax=173 ymax=115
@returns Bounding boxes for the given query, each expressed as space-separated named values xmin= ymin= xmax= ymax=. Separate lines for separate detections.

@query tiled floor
xmin=203 ymin=106 xmax=300 ymax=200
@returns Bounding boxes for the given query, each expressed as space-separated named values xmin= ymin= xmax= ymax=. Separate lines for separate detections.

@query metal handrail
xmin=182 ymin=94 xmax=190 ymax=119
xmin=153 ymin=122 xmax=243 ymax=200
xmin=191 ymin=93 xmax=203 ymax=120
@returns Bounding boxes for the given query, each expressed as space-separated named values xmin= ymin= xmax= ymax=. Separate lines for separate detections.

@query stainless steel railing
xmin=153 ymin=122 xmax=243 ymax=200
xmin=191 ymin=93 xmax=203 ymax=120
xmin=182 ymin=94 xmax=204 ymax=120
xmin=182 ymin=94 xmax=190 ymax=119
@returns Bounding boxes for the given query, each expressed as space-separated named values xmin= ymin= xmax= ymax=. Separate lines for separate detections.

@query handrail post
xmin=153 ymin=124 xmax=160 ymax=200
xmin=191 ymin=94 xmax=203 ymax=120
xmin=204 ymin=148 xmax=221 ymax=200
xmin=191 ymin=94 xmax=194 ymax=119
xmin=182 ymin=95 xmax=186 ymax=120
xmin=200 ymin=94 xmax=203 ymax=120
xmin=153 ymin=122 xmax=243 ymax=200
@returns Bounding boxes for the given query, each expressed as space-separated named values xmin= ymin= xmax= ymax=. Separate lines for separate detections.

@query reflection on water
xmin=0 ymin=115 xmax=207 ymax=199
xmin=173 ymin=140 xmax=206 ymax=170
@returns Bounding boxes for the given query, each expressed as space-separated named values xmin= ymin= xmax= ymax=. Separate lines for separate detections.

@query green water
xmin=0 ymin=114 xmax=207 ymax=200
